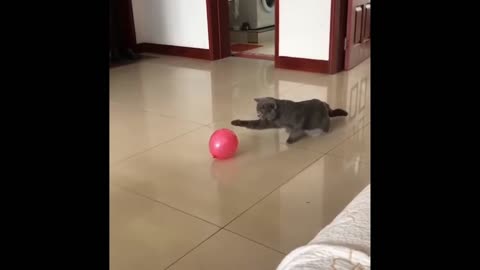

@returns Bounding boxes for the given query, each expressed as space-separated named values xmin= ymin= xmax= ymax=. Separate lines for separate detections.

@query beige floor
xmin=110 ymin=55 xmax=370 ymax=270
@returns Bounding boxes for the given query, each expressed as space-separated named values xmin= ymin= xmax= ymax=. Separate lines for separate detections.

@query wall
xmin=279 ymin=0 xmax=331 ymax=61
xmin=131 ymin=0 xmax=210 ymax=49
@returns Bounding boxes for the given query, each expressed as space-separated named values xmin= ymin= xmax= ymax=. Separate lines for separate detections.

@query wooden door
xmin=345 ymin=0 xmax=370 ymax=70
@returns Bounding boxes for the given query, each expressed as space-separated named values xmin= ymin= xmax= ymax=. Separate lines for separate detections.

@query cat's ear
xmin=254 ymin=97 xmax=275 ymax=103
xmin=255 ymin=97 xmax=277 ymax=110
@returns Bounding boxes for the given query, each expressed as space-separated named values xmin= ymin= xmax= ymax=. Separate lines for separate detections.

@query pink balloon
xmin=209 ymin=129 xmax=239 ymax=159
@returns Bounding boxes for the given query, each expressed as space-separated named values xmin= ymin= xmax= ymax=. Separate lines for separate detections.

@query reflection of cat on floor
xmin=231 ymin=97 xmax=348 ymax=144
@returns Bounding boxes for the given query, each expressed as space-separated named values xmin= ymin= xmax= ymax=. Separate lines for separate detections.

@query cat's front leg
xmin=286 ymin=129 xmax=307 ymax=144
xmin=231 ymin=119 xmax=278 ymax=130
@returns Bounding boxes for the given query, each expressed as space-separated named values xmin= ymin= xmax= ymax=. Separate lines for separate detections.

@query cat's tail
xmin=328 ymin=108 xmax=348 ymax=117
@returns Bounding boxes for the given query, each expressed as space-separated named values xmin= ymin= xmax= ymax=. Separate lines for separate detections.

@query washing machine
xmin=231 ymin=0 xmax=275 ymax=30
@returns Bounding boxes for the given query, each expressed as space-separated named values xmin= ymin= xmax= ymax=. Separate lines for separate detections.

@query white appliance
xmin=230 ymin=0 xmax=275 ymax=30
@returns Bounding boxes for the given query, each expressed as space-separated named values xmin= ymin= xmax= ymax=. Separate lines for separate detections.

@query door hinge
xmin=344 ymin=38 xmax=347 ymax=50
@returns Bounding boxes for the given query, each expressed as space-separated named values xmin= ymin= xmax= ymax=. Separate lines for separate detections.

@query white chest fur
xmin=305 ymin=129 xmax=325 ymax=137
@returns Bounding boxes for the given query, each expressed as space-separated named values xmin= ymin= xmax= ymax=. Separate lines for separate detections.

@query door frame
xmin=114 ymin=0 xmax=137 ymax=49
xmin=344 ymin=0 xmax=371 ymax=70
xmin=206 ymin=0 xmax=231 ymax=59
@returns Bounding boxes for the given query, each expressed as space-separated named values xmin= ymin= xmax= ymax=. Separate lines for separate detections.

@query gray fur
xmin=231 ymin=97 xmax=348 ymax=144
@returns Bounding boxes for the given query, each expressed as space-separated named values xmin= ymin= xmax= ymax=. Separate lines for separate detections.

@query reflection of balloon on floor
xmin=210 ymin=159 xmax=239 ymax=184
xmin=209 ymin=129 xmax=238 ymax=159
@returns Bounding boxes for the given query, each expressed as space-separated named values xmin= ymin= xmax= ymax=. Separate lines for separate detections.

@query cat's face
xmin=255 ymin=98 xmax=277 ymax=121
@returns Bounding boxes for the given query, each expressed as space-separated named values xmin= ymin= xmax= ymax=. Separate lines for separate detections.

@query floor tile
xmin=110 ymin=186 xmax=219 ymax=270
xmin=110 ymin=127 xmax=321 ymax=226
xmin=329 ymin=125 xmax=370 ymax=163
xmin=110 ymin=103 xmax=202 ymax=165
xmin=226 ymin=155 xmax=370 ymax=253
xmin=168 ymin=230 xmax=284 ymax=270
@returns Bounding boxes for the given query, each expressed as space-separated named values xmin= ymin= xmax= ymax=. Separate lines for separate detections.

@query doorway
xmin=227 ymin=0 xmax=276 ymax=61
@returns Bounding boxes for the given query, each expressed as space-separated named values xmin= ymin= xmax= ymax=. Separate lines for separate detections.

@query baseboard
xmin=233 ymin=53 xmax=274 ymax=61
xmin=136 ymin=43 xmax=212 ymax=60
xmin=275 ymin=56 xmax=332 ymax=74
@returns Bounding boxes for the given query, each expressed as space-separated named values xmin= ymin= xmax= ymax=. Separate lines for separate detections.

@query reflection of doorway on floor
xmin=230 ymin=42 xmax=274 ymax=61
xmin=228 ymin=0 xmax=276 ymax=61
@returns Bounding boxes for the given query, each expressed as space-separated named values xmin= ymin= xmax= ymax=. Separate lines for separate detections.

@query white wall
xmin=132 ymin=0 xmax=210 ymax=49
xmin=279 ymin=0 xmax=331 ymax=61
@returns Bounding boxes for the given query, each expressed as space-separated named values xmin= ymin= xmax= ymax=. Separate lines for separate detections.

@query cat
xmin=231 ymin=97 xmax=348 ymax=144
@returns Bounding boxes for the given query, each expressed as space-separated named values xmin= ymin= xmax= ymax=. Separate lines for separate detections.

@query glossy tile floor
xmin=110 ymin=55 xmax=370 ymax=270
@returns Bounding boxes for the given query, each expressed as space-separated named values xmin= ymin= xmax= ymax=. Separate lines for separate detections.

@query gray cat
xmin=231 ymin=97 xmax=348 ymax=144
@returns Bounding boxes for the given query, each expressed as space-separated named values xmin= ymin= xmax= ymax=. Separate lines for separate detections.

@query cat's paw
xmin=286 ymin=138 xmax=295 ymax=144
xmin=231 ymin=120 xmax=243 ymax=126
xmin=286 ymin=136 xmax=303 ymax=144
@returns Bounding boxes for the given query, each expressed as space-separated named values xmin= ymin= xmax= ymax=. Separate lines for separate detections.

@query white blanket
xmin=277 ymin=185 xmax=370 ymax=270
xmin=276 ymin=244 xmax=370 ymax=270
